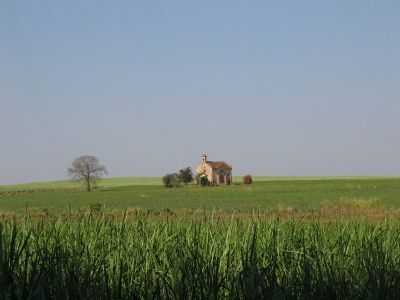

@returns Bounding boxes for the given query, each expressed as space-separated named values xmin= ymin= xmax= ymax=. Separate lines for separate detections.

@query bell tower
xmin=201 ymin=152 xmax=208 ymax=163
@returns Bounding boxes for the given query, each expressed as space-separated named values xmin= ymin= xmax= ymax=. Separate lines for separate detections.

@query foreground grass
xmin=1 ymin=215 xmax=400 ymax=299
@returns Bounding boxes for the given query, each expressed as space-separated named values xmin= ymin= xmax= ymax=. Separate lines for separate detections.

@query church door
xmin=219 ymin=174 xmax=225 ymax=184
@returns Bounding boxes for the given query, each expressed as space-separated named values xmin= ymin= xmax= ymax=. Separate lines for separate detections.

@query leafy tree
xmin=162 ymin=173 xmax=181 ymax=188
xmin=178 ymin=167 xmax=194 ymax=184
xmin=68 ymin=155 xmax=107 ymax=192
xmin=200 ymin=175 xmax=209 ymax=187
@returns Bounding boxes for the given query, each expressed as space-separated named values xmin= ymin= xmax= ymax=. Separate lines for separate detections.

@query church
xmin=195 ymin=153 xmax=232 ymax=185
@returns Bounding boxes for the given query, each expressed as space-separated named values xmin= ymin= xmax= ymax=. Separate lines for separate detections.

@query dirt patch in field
xmin=0 ymin=190 xmax=34 ymax=198
xmin=0 ymin=188 xmax=84 ymax=198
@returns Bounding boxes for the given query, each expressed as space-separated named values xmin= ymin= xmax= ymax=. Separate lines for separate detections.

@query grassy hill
xmin=0 ymin=177 xmax=162 ymax=191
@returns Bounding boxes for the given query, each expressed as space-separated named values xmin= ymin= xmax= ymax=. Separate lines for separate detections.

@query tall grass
xmin=0 ymin=215 xmax=400 ymax=299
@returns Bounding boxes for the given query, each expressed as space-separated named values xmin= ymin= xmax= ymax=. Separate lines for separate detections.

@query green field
xmin=0 ymin=176 xmax=163 ymax=191
xmin=1 ymin=176 xmax=395 ymax=191
xmin=0 ymin=176 xmax=399 ymax=214
xmin=1 ymin=177 xmax=400 ymax=299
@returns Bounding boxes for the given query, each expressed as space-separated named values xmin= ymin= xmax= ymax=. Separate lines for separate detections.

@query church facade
xmin=195 ymin=153 xmax=232 ymax=185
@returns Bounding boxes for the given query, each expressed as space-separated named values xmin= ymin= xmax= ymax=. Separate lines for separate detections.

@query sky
xmin=1 ymin=1 xmax=399 ymax=184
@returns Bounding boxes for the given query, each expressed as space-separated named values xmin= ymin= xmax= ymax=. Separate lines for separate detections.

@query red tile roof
xmin=206 ymin=161 xmax=232 ymax=170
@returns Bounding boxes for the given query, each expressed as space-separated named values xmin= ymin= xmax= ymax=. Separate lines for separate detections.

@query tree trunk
xmin=86 ymin=176 xmax=91 ymax=192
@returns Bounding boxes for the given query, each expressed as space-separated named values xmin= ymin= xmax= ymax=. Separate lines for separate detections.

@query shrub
xmin=162 ymin=173 xmax=181 ymax=188
xmin=243 ymin=175 xmax=253 ymax=185
xmin=200 ymin=176 xmax=209 ymax=187
xmin=178 ymin=167 xmax=194 ymax=184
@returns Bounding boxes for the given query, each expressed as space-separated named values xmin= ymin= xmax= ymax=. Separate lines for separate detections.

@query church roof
xmin=206 ymin=161 xmax=232 ymax=170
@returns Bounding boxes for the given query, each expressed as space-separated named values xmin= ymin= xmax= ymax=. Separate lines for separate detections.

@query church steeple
xmin=201 ymin=152 xmax=208 ymax=163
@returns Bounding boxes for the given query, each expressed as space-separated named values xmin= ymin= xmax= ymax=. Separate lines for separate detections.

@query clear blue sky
xmin=1 ymin=1 xmax=399 ymax=184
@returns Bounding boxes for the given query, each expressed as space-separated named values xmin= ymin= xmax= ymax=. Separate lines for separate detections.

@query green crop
xmin=0 ymin=215 xmax=399 ymax=299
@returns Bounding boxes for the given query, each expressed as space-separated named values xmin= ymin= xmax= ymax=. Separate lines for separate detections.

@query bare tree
xmin=68 ymin=155 xmax=107 ymax=192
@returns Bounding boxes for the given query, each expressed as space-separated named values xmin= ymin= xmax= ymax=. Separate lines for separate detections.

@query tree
xmin=162 ymin=173 xmax=181 ymax=188
xmin=178 ymin=167 xmax=194 ymax=185
xmin=68 ymin=155 xmax=107 ymax=192
xmin=199 ymin=175 xmax=209 ymax=187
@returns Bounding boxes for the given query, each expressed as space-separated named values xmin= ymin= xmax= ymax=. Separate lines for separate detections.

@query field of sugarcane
xmin=1 ymin=214 xmax=400 ymax=300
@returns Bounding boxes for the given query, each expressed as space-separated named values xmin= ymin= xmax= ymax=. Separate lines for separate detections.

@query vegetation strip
xmin=0 ymin=215 xmax=400 ymax=299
